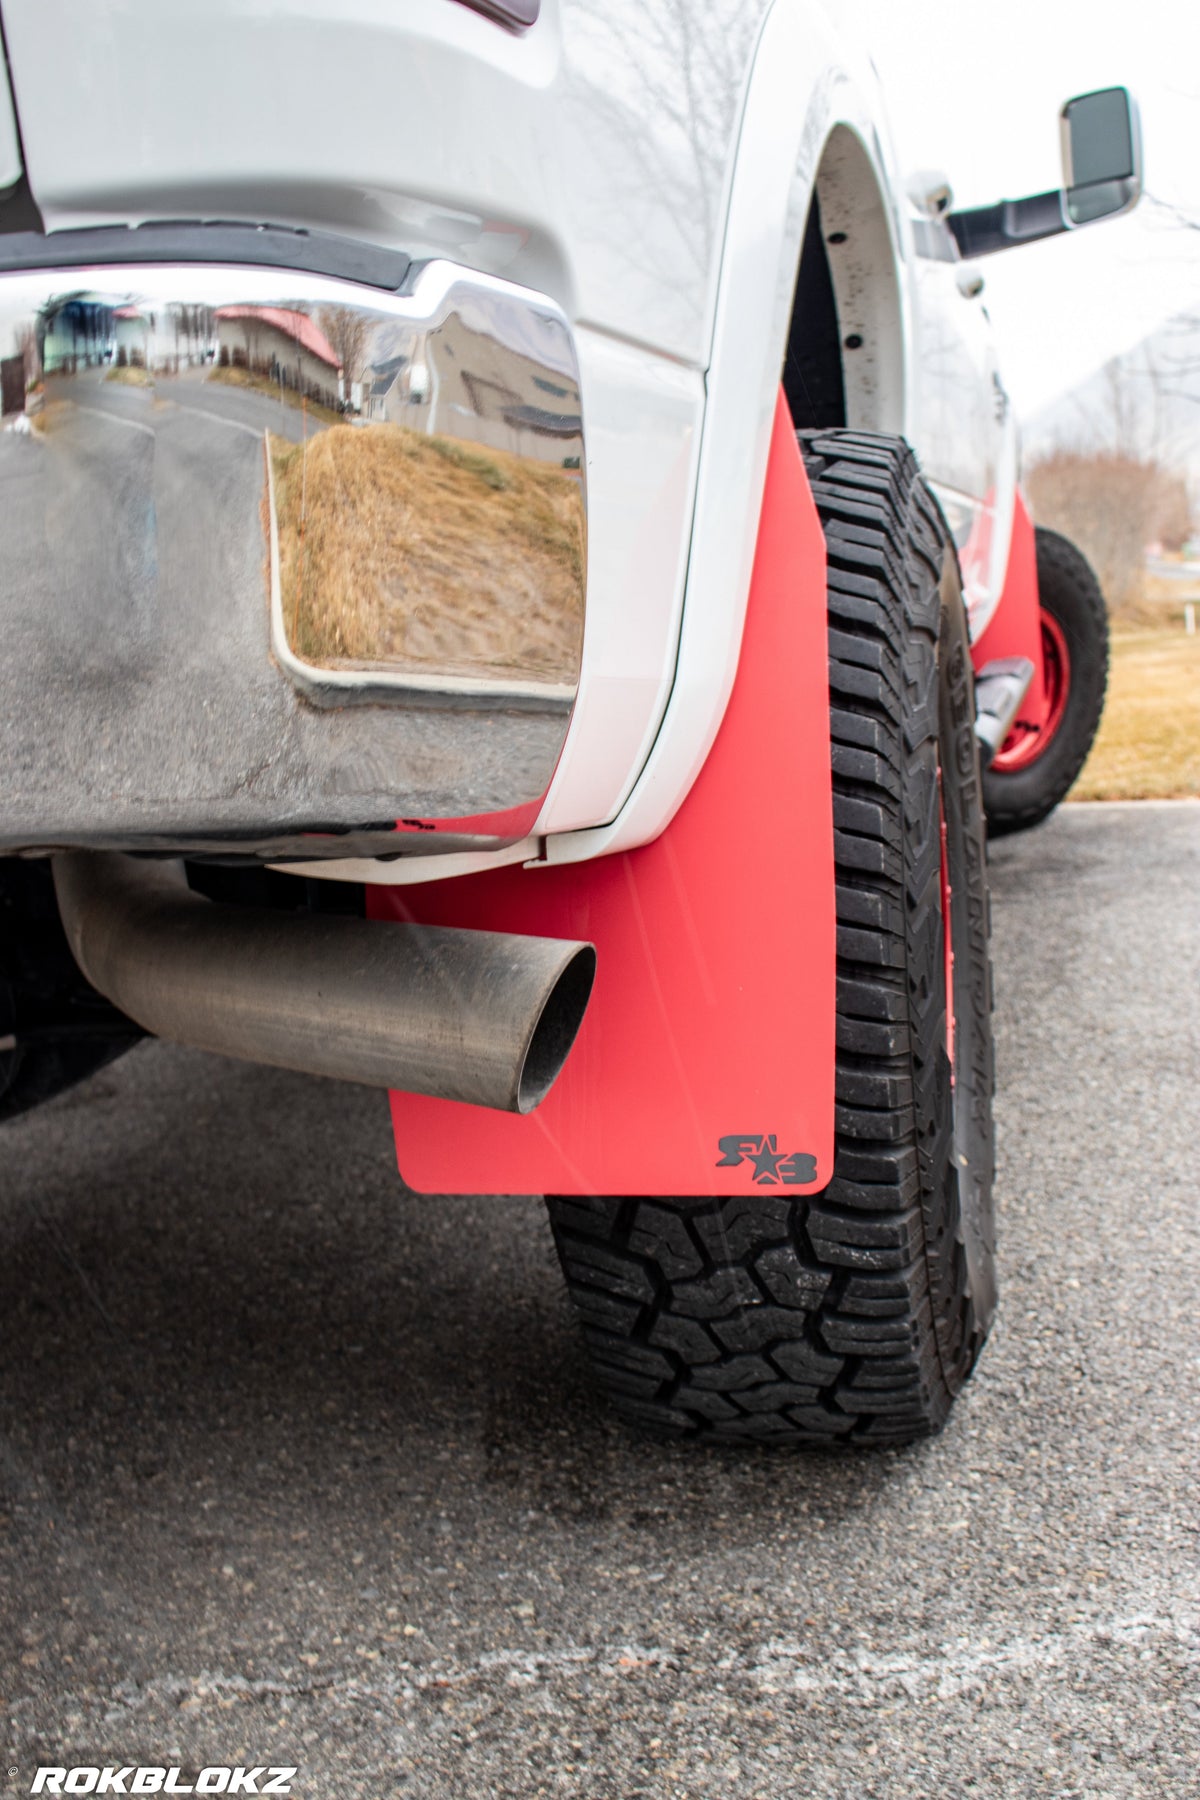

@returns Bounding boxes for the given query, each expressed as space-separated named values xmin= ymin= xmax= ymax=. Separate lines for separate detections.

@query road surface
xmin=1 ymin=801 xmax=1198 ymax=1797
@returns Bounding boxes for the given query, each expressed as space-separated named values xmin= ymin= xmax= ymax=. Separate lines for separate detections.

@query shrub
xmin=1025 ymin=451 xmax=1194 ymax=611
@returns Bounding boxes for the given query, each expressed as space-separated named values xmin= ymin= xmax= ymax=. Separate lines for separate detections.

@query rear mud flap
xmin=371 ymin=392 xmax=835 ymax=1196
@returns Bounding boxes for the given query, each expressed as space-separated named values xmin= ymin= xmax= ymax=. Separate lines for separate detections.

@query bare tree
xmin=1062 ymin=342 xmax=1174 ymax=464
xmin=319 ymin=306 xmax=369 ymax=390
xmin=1125 ymin=197 xmax=1200 ymax=409
xmin=1027 ymin=449 xmax=1194 ymax=609
xmin=1101 ymin=355 xmax=1144 ymax=459
xmin=563 ymin=0 xmax=765 ymax=302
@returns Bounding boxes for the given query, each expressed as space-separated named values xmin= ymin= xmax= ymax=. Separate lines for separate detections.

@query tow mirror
xmin=948 ymin=86 xmax=1141 ymax=257
xmin=1062 ymin=87 xmax=1142 ymax=224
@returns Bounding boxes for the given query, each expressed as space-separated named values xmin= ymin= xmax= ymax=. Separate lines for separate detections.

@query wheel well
xmin=783 ymin=125 xmax=905 ymax=438
xmin=782 ymin=193 xmax=846 ymax=431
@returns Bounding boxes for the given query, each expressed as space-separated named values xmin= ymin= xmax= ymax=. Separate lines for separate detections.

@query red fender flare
xmin=970 ymin=491 xmax=1049 ymax=731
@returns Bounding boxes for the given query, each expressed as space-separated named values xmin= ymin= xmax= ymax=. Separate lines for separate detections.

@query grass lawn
xmin=1070 ymin=625 xmax=1200 ymax=801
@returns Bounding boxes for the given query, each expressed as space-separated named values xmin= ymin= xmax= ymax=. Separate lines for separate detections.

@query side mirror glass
xmin=1061 ymin=87 xmax=1142 ymax=225
xmin=947 ymin=84 xmax=1142 ymax=257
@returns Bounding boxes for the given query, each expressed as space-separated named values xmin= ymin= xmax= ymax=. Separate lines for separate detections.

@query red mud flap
xmin=971 ymin=491 xmax=1046 ymax=724
xmin=370 ymin=392 xmax=835 ymax=1196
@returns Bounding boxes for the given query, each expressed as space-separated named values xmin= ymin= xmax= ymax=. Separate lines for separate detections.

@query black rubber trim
xmin=454 ymin=0 xmax=540 ymax=25
xmin=0 ymin=173 xmax=42 ymax=237
xmin=0 ymin=5 xmax=45 ymax=236
xmin=0 ymin=221 xmax=413 ymax=292
xmin=948 ymin=190 xmax=1065 ymax=259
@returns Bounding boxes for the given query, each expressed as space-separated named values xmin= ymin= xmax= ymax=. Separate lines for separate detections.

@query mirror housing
xmin=907 ymin=169 xmax=954 ymax=218
xmin=948 ymin=86 xmax=1142 ymax=258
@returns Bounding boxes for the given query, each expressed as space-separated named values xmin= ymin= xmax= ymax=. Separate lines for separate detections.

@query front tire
xmin=546 ymin=432 xmax=996 ymax=1445
xmin=983 ymin=526 xmax=1109 ymax=836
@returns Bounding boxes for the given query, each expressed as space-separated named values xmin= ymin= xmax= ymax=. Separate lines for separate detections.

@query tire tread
xmin=547 ymin=431 xmax=995 ymax=1444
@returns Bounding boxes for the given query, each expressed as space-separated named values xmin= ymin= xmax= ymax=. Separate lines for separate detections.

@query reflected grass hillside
xmin=210 ymin=364 xmax=343 ymax=429
xmin=104 ymin=364 xmax=153 ymax=388
xmin=269 ymin=423 xmax=585 ymax=688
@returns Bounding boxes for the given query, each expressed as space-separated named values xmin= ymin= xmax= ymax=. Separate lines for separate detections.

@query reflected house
xmin=112 ymin=305 xmax=150 ymax=367
xmin=40 ymin=293 xmax=114 ymax=373
xmin=135 ymin=304 xmax=214 ymax=373
xmin=39 ymin=295 xmax=214 ymax=374
xmin=214 ymin=306 xmax=341 ymax=409
xmin=364 ymin=351 xmax=410 ymax=419
xmin=365 ymin=310 xmax=582 ymax=466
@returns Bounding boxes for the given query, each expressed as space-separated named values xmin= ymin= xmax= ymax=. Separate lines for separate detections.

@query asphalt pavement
xmin=1 ymin=800 xmax=1198 ymax=1798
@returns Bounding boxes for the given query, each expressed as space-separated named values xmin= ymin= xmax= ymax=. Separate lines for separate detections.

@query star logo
xmin=748 ymin=1135 xmax=783 ymax=1182
xmin=715 ymin=1135 xmax=819 ymax=1187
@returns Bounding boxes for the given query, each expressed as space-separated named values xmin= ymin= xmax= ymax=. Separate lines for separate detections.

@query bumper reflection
xmin=269 ymin=423 xmax=583 ymax=691
xmin=0 ymin=257 xmax=587 ymax=856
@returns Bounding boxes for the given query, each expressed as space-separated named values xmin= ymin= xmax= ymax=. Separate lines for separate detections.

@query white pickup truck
xmin=0 ymin=2 xmax=1138 ymax=1445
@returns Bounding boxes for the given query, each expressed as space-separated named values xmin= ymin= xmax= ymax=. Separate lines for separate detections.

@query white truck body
xmin=0 ymin=0 xmax=1015 ymax=872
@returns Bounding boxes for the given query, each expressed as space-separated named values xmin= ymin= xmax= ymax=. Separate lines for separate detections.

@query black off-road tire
xmin=545 ymin=431 xmax=996 ymax=1444
xmin=983 ymin=526 xmax=1109 ymax=836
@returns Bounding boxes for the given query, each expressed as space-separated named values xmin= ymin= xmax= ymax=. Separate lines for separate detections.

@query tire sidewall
xmin=934 ymin=564 xmax=997 ymax=1372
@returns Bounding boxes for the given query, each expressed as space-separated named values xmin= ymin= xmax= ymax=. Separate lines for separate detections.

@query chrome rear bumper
xmin=0 ymin=241 xmax=585 ymax=859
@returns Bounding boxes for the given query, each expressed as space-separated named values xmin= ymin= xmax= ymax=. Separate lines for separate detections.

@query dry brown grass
xmin=1104 ymin=568 xmax=1200 ymax=632
xmin=104 ymin=364 xmax=153 ymax=388
xmin=269 ymin=423 xmax=585 ymax=686
xmin=1070 ymin=625 xmax=1200 ymax=801
xmin=209 ymin=364 xmax=342 ymax=428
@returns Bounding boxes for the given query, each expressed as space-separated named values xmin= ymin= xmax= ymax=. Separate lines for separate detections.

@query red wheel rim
xmin=990 ymin=607 xmax=1071 ymax=773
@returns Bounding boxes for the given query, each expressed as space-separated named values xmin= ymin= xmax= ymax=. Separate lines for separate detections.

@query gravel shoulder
xmin=2 ymin=802 xmax=1198 ymax=1798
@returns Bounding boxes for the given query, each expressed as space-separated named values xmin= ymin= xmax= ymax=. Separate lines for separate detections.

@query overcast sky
xmin=855 ymin=0 xmax=1200 ymax=419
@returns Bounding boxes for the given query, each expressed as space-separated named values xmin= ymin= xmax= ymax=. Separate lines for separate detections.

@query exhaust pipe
xmin=52 ymin=853 xmax=595 ymax=1114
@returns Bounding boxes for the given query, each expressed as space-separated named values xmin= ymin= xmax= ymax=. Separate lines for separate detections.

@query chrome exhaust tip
xmin=974 ymin=655 xmax=1036 ymax=767
xmin=53 ymin=853 xmax=594 ymax=1114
